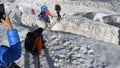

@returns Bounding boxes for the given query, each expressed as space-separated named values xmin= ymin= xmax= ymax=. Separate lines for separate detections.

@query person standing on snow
xmin=31 ymin=8 xmax=35 ymax=15
xmin=38 ymin=5 xmax=53 ymax=23
xmin=24 ymin=27 xmax=46 ymax=55
xmin=0 ymin=13 xmax=21 ymax=68
xmin=55 ymin=4 xmax=61 ymax=20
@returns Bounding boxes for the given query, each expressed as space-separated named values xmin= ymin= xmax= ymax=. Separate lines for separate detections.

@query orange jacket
xmin=32 ymin=36 xmax=42 ymax=54
xmin=46 ymin=11 xmax=53 ymax=17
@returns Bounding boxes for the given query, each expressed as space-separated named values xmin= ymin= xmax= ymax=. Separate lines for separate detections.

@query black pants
xmin=57 ymin=11 xmax=61 ymax=18
xmin=0 ymin=62 xmax=20 ymax=68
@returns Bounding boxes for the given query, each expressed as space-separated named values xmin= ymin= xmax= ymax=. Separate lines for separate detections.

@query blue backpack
xmin=41 ymin=5 xmax=48 ymax=12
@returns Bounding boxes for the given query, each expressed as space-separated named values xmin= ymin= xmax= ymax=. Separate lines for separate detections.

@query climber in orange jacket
xmin=38 ymin=5 xmax=53 ymax=23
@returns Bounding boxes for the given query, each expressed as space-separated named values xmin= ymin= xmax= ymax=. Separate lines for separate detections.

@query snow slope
xmin=42 ymin=30 xmax=120 ymax=68
xmin=16 ymin=30 xmax=120 ymax=68
xmin=0 ymin=0 xmax=120 ymax=68
xmin=52 ymin=14 xmax=119 ymax=44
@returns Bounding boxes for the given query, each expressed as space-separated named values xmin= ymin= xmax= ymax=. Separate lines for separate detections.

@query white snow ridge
xmin=0 ymin=0 xmax=120 ymax=68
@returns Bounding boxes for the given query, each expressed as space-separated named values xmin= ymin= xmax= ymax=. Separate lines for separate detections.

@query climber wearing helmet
xmin=38 ymin=5 xmax=53 ymax=23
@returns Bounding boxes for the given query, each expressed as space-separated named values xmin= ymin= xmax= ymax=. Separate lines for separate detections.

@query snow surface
xmin=51 ymin=14 xmax=119 ymax=44
xmin=0 ymin=0 xmax=120 ymax=68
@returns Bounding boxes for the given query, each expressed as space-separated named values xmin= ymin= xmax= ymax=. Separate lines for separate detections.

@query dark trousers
xmin=56 ymin=11 xmax=61 ymax=18
xmin=0 ymin=62 xmax=20 ymax=68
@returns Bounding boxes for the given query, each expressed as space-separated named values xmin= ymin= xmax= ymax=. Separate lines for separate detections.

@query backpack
xmin=24 ymin=32 xmax=35 ymax=52
xmin=38 ymin=12 xmax=50 ymax=23
xmin=41 ymin=5 xmax=48 ymax=12
xmin=55 ymin=4 xmax=61 ymax=11
xmin=38 ymin=12 xmax=46 ymax=18
xmin=24 ymin=31 xmax=45 ymax=55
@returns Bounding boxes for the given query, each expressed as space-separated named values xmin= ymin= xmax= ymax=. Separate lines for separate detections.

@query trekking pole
xmin=37 ymin=54 xmax=40 ymax=68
